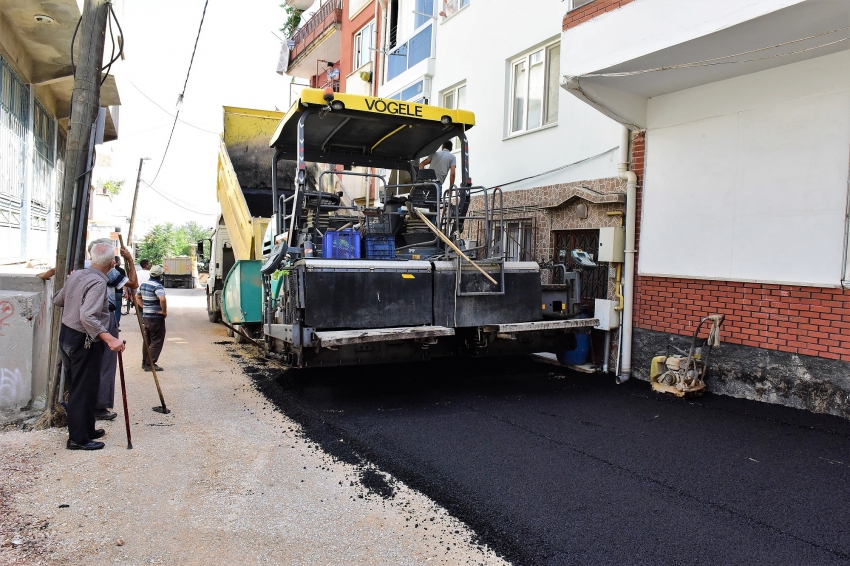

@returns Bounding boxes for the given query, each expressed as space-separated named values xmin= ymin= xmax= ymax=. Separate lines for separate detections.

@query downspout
xmin=617 ymin=125 xmax=637 ymax=384
xmin=377 ymin=0 xmax=388 ymax=91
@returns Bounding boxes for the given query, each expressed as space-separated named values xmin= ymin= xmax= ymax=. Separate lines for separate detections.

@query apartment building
xmin=561 ymin=0 xmax=850 ymax=417
xmin=0 ymin=0 xmax=120 ymax=266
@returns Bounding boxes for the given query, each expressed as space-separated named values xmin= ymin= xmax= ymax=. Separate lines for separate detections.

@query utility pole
xmin=47 ymin=0 xmax=111 ymax=423
xmin=127 ymin=157 xmax=150 ymax=249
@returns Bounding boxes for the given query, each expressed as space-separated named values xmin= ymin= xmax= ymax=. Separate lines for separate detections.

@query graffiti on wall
xmin=0 ymin=300 xmax=13 ymax=336
xmin=0 ymin=367 xmax=25 ymax=408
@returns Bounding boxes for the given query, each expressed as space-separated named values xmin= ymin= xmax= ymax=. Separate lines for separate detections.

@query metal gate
xmin=553 ymin=230 xmax=609 ymax=303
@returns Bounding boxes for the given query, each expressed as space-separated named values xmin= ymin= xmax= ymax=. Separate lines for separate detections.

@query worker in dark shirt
xmin=95 ymin=249 xmax=138 ymax=420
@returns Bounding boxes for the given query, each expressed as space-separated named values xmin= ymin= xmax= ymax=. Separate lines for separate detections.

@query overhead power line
xmin=127 ymin=80 xmax=218 ymax=135
xmin=142 ymin=181 xmax=218 ymax=216
xmin=149 ymin=0 xmax=211 ymax=185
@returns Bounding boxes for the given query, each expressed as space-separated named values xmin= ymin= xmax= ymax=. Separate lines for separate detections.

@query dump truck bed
xmin=217 ymin=107 xmax=284 ymax=261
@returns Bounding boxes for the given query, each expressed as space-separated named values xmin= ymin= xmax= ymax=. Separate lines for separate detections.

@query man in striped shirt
xmin=136 ymin=265 xmax=167 ymax=372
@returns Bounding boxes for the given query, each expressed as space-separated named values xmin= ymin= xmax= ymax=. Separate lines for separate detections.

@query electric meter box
xmin=598 ymin=227 xmax=625 ymax=263
xmin=594 ymin=299 xmax=620 ymax=330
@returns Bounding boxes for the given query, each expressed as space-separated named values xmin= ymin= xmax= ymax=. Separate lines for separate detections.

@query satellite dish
xmin=284 ymin=0 xmax=314 ymax=10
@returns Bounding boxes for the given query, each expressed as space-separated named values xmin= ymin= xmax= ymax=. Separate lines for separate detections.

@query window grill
xmin=32 ymin=98 xmax=55 ymax=206
xmin=554 ymin=230 xmax=609 ymax=303
xmin=0 ymin=56 xmax=30 ymax=201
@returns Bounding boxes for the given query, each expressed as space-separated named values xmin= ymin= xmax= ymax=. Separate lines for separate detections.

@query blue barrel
xmin=556 ymin=309 xmax=591 ymax=365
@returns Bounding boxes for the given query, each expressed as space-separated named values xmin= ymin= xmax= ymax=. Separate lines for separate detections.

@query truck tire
xmin=235 ymin=326 xmax=250 ymax=344
xmin=226 ymin=325 xmax=234 ymax=338
xmin=208 ymin=309 xmax=220 ymax=323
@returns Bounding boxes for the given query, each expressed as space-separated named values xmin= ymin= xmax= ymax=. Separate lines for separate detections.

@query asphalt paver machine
xmin=260 ymin=88 xmax=597 ymax=370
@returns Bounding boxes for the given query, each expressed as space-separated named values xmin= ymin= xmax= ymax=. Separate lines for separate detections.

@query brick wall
xmin=633 ymin=279 xmax=850 ymax=362
xmin=563 ymin=0 xmax=635 ymax=31
xmin=630 ymin=131 xmax=850 ymax=363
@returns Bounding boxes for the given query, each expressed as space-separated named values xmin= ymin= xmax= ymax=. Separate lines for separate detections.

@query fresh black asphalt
xmin=241 ymin=354 xmax=850 ymax=565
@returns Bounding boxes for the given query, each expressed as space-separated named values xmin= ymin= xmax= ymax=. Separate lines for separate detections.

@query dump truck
xmin=162 ymin=256 xmax=198 ymax=288
xmin=249 ymin=88 xmax=598 ymax=371
xmin=204 ymin=106 xmax=324 ymax=340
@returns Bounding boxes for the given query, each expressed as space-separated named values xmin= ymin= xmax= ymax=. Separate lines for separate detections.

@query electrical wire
xmin=488 ymin=147 xmax=619 ymax=190
xmin=127 ymin=80 xmax=219 ymax=134
xmin=149 ymin=0 xmax=211 ymax=186
xmin=142 ymin=181 xmax=218 ymax=216
xmin=70 ymin=16 xmax=82 ymax=75
xmin=100 ymin=3 xmax=125 ymax=85
xmin=578 ymin=27 xmax=848 ymax=78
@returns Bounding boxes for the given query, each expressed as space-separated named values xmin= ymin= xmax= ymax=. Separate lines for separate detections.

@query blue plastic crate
xmin=322 ymin=229 xmax=361 ymax=259
xmin=364 ymin=235 xmax=396 ymax=259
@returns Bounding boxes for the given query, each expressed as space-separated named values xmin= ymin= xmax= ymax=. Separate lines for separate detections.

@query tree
xmin=280 ymin=4 xmax=303 ymax=39
xmin=97 ymin=178 xmax=125 ymax=199
xmin=137 ymin=221 xmax=212 ymax=265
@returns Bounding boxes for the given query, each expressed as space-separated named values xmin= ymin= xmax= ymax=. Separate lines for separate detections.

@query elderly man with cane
xmin=53 ymin=241 xmax=126 ymax=450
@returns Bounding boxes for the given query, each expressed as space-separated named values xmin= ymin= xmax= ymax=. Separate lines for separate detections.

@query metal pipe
xmin=617 ymin=125 xmax=637 ymax=384
xmin=603 ymin=330 xmax=611 ymax=373
xmin=271 ymin=148 xmax=283 ymax=237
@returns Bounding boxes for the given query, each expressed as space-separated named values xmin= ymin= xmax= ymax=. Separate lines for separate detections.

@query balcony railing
xmin=290 ymin=0 xmax=343 ymax=56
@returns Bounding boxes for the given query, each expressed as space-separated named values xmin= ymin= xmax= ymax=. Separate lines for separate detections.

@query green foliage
xmin=98 ymin=178 xmax=125 ymax=197
xmin=137 ymin=222 xmax=212 ymax=265
xmin=279 ymin=4 xmax=303 ymax=39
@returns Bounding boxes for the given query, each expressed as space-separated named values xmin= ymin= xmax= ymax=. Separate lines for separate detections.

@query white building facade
xmin=561 ymin=0 xmax=850 ymax=417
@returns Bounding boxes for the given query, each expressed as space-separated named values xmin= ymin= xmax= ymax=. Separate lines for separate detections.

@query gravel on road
xmin=0 ymin=289 xmax=506 ymax=566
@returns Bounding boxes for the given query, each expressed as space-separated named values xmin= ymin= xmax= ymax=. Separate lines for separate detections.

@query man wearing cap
xmin=137 ymin=265 xmax=167 ymax=372
xmin=53 ymin=242 xmax=126 ymax=450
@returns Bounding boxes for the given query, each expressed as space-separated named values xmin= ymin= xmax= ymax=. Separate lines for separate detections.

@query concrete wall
xmin=0 ymin=290 xmax=42 ymax=411
xmin=560 ymin=0 xmax=806 ymax=76
xmin=432 ymin=0 xmax=622 ymax=191
xmin=0 ymin=275 xmax=54 ymax=412
xmin=639 ymin=51 xmax=850 ymax=287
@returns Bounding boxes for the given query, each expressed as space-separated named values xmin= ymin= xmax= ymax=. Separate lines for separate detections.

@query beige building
xmin=0 ymin=0 xmax=121 ymax=265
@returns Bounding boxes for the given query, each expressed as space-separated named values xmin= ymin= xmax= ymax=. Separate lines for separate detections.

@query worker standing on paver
xmin=138 ymin=265 xmax=167 ymax=372
xmin=53 ymin=242 xmax=126 ymax=450
xmin=418 ymin=140 xmax=456 ymax=187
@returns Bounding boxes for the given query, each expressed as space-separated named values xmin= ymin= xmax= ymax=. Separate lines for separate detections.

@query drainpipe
xmin=377 ymin=0 xmax=388 ymax=91
xmin=617 ymin=125 xmax=637 ymax=384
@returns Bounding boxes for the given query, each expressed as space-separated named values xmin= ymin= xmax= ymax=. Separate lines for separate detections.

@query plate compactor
xmin=649 ymin=315 xmax=724 ymax=398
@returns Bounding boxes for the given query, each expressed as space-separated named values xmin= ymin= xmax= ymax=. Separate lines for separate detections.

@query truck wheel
xmin=226 ymin=325 xmax=234 ymax=338
xmin=235 ymin=326 xmax=250 ymax=344
xmin=208 ymin=309 xmax=220 ymax=323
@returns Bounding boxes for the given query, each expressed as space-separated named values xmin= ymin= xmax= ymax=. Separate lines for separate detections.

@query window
xmin=388 ymin=79 xmax=429 ymax=104
xmin=0 ymin=56 xmax=30 ymax=201
xmin=568 ymin=0 xmax=594 ymax=10
xmin=508 ymin=42 xmax=560 ymax=136
xmin=32 ymin=99 xmax=55 ymax=207
xmin=353 ymin=21 xmax=375 ymax=70
xmin=415 ymin=0 xmax=434 ymax=28
xmin=387 ymin=23 xmax=433 ymax=81
xmin=495 ymin=220 xmax=534 ymax=262
xmin=442 ymin=0 xmax=469 ymax=19
xmin=442 ymin=83 xmax=466 ymax=155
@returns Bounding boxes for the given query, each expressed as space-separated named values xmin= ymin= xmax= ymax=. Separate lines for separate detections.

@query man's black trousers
xmin=142 ymin=316 xmax=166 ymax=366
xmin=59 ymin=324 xmax=104 ymax=444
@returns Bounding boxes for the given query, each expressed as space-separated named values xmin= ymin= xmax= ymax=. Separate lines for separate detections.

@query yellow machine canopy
xmin=269 ymin=88 xmax=475 ymax=170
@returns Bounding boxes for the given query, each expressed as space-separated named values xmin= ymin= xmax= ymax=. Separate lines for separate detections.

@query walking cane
xmin=117 ymin=341 xmax=132 ymax=449
xmin=118 ymin=235 xmax=170 ymax=415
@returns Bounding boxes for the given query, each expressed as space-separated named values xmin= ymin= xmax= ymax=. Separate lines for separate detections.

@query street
xmin=247 ymin=325 xmax=850 ymax=565
xmin=3 ymin=292 xmax=850 ymax=565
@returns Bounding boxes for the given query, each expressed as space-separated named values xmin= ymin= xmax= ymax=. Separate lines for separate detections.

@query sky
xmin=96 ymin=0 xmax=307 ymax=236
